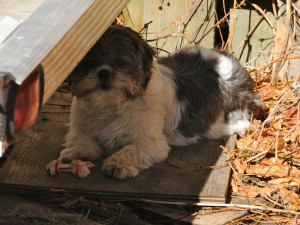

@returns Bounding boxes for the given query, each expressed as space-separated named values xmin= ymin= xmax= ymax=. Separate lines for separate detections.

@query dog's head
xmin=69 ymin=26 xmax=156 ymax=101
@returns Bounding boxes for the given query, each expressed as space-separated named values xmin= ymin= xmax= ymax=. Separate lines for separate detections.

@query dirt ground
xmin=0 ymin=193 xmax=152 ymax=225
xmin=0 ymin=192 xmax=210 ymax=225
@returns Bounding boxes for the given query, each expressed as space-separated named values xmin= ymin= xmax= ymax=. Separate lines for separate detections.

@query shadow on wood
xmin=0 ymin=92 xmax=232 ymax=203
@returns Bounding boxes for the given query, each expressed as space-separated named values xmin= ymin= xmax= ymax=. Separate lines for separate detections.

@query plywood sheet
xmin=0 ymin=94 xmax=231 ymax=203
xmin=143 ymin=0 xmax=215 ymax=56
xmin=230 ymin=4 xmax=275 ymax=68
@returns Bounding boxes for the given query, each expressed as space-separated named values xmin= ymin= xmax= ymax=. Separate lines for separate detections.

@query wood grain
xmin=230 ymin=5 xmax=275 ymax=68
xmin=143 ymin=0 xmax=215 ymax=56
xmin=0 ymin=94 xmax=232 ymax=203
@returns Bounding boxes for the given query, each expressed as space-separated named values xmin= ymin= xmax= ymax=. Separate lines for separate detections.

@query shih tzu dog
xmin=59 ymin=26 xmax=265 ymax=179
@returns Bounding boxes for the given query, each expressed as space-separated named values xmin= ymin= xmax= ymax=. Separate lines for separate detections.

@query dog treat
xmin=46 ymin=160 xmax=95 ymax=178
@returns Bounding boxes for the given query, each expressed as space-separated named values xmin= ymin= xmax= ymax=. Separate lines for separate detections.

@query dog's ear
xmin=137 ymin=39 xmax=156 ymax=72
xmin=128 ymin=30 xmax=155 ymax=88
xmin=105 ymin=26 xmax=156 ymax=88
xmin=137 ymin=40 xmax=156 ymax=88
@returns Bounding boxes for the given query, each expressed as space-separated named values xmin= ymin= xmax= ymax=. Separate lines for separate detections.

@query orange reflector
xmin=14 ymin=69 xmax=41 ymax=132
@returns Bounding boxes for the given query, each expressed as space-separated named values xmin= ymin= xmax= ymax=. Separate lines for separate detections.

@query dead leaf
xmin=282 ymin=104 xmax=299 ymax=119
xmin=277 ymin=138 xmax=285 ymax=149
xmin=245 ymin=163 xmax=300 ymax=178
xmin=232 ymin=184 xmax=275 ymax=198
xmin=233 ymin=82 xmax=300 ymax=204
xmin=285 ymin=126 xmax=300 ymax=144
xmin=269 ymin=177 xmax=300 ymax=188
xmin=234 ymin=158 xmax=247 ymax=174
xmin=259 ymin=84 xmax=287 ymax=102
xmin=272 ymin=118 xmax=284 ymax=130
xmin=236 ymin=136 xmax=253 ymax=150
xmin=260 ymin=157 xmax=281 ymax=166
xmin=279 ymin=187 xmax=300 ymax=209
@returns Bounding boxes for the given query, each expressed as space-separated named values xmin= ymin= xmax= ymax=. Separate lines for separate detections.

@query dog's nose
xmin=97 ymin=69 xmax=112 ymax=90
xmin=97 ymin=69 xmax=111 ymax=79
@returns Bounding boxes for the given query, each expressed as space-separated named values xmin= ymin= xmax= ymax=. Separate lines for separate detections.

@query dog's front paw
xmin=58 ymin=148 xmax=78 ymax=162
xmin=102 ymin=156 xmax=139 ymax=179
xmin=59 ymin=147 xmax=102 ymax=162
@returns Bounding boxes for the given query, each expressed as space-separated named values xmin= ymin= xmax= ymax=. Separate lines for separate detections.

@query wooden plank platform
xmin=0 ymin=92 xmax=232 ymax=203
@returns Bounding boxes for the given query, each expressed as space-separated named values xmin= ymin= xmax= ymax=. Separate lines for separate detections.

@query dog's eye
xmin=85 ymin=59 xmax=97 ymax=67
xmin=114 ymin=59 xmax=126 ymax=67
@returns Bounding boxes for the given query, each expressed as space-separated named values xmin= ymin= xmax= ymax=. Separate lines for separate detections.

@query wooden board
xmin=230 ymin=2 xmax=275 ymax=68
xmin=123 ymin=0 xmax=145 ymax=32
xmin=0 ymin=93 xmax=232 ymax=203
xmin=143 ymin=0 xmax=215 ymax=56
xmin=129 ymin=202 xmax=248 ymax=225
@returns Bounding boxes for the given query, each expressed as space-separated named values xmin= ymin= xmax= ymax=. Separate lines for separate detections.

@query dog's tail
xmin=248 ymin=97 xmax=268 ymax=122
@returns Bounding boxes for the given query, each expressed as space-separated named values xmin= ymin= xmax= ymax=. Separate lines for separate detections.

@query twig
xmin=193 ymin=202 xmax=265 ymax=210
xmin=146 ymin=33 xmax=192 ymax=43
xmin=284 ymin=121 xmax=300 ymax=140
xmin=250 ymin=49 xmax=295 ymax=73
xmin=146 ymin=0 xmax=209 ymax=35
xmin=275 ymin=130 xmax=279 ymax=161
xmin=225 ymin=15 xmax=237 ymax=52
xmin=250 ymin=3 xmax=276 ymax=34
xmin=254 ymin=89 xmax=293 ymax=151
xmin=195 ymin=0 xmax=246 ymax=45
xmin=272 ymin=0 xmax=278 ymax=18
xmin=115 ymin=17 xmax=125 ymax=27
xmin=195 ymin=202 xmax=300 ymax=216
xmin=177 ymin=0 xmax=204 ymax=49
xmin=233 ymin=16 xmax=265 ymax=56
xmin=246 ymin=149 xmax=269 ymax=163
xmin=292 ymin=3 xmax=300 ymax=14
xmin=139 ymin=199 xmax=300 ymax=215
xmin=263 ymin=194 xmax=285 ymax=208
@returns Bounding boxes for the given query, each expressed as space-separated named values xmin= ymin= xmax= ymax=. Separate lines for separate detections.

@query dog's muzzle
xmin=97 ymin=69 xmax=112 ymax=90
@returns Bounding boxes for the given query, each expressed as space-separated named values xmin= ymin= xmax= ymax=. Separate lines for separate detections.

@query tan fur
xmin=59 ymin=63 xmax=180 ymax=179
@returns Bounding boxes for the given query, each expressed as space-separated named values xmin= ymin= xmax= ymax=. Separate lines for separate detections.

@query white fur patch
xmin=233 ymin=120 xmax=251 ymax=136
xmin=227 ymin=110 xmax=251 ymax=136
xmin=217 ymin=55 xmax=233 ymax=80
xmin=205 ymin=110 xmax=250 ymax=139
xmin=205 ymin=112 xmax=227 ymax=139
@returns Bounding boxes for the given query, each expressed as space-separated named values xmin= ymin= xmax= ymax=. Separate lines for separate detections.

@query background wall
xmin=123 ymin=0 xmax=299 ymax=82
